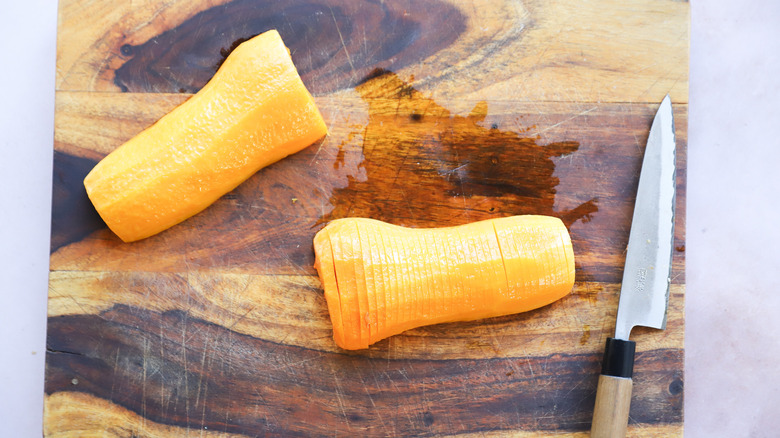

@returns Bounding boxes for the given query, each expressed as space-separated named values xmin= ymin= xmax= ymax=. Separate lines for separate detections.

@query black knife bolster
xmin=601 ymin=338 xmax=636 ymax=378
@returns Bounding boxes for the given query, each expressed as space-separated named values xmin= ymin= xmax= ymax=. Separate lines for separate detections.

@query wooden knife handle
xmin=591 ymin=375 xmax=633 ymax=437
xmin=590 ymin=338 xmax=636 ymax=438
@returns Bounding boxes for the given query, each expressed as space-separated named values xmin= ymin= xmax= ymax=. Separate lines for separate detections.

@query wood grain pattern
xmin=44 ymin=392 xmax=682 ymax=438
xmin=47 ymin=0 xmax=688 ymax=436
xmin=55 ymin=0 xmax=688 ymax=103
xmin=45 ymin=306 xmax=682 ymax=436
xmin=47 ymin=269 xmax=684 ymax=357
xmin=113 ymin=0 xmax=466 ymax=95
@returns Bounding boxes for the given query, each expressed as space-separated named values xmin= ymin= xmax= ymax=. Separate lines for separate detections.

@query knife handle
xmin=591 ymin=338 xmax=636 ymax=438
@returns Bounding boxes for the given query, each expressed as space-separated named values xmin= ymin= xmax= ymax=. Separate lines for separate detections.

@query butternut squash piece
xmin=313 ymin=216 xmax=575 ymax=350
xmin=84 ymin=30 xmax=327 ymax=242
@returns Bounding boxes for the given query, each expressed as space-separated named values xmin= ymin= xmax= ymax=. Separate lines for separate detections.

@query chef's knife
xmin=590 ymin=95 xmax=676 ymax=438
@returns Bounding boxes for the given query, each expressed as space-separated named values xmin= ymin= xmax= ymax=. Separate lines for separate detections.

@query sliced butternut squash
xmin=84 ymin=30 xmax=327 ymax=242
xmin=313 ymin=215 xmax=575 ymax=350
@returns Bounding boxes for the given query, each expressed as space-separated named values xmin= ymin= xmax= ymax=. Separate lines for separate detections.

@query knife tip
xmin=657 ymin=95 xmax=673 ymax=121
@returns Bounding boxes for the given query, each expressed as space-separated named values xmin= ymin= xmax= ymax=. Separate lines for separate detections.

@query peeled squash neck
xmin=84 ymin=30 xmax=327 ymax=242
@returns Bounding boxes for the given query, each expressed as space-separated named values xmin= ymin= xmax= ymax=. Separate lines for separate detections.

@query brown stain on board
xmin=45 ymin=305 xmax=683 ymax=436
xmin=580 ymin=324 xmax=591 ymax=345
xmin=320 ymin=69 xmax=598 ymax=229
xmin=114 ymin=0 xmax=466 ymax=95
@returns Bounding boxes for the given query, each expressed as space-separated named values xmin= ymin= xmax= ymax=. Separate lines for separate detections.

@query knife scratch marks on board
xmin=388 ymin=145 xmax=410 ymax=190
xmin=396 ymin=366 xmax=417 ymax=430
xmin=197 ymin=337 xmax=212 ymax=435
xmin=330 ymin=364 xmax=351 ymax=429
xmin=227 ymin=305 xmax=257 ymax=332
xmin=367 ymin=370 xmax=389 ymax=432
xmin=329 ymin=6 xmax=357 ymax=82
xmin=636 ymin=61 xmax=659 ymax=75
xmin=271 ymin=354 xmax=320 ymax=372
xmin=158 ymin=322 xmax=168 ymax=418
xmin=355 ymin=367 xmax=383 ymax=430
xmin=254 ymin=213 xmax=291 ymax=268
xmin=487 ymin=330 xmax=505 ymax=356
xmin=180 ymin=312 xmax=191 ymax=427
xmin=632 ymin=126 xmax=644 ymax=155
xmin=194 ymin=336 xmax=208 ymax=408
xmin=536 ymin=106 xmax=598 ymax=136
xmin=65 ymin=293 xmax=91 ymax=315
xmin=142 ymin=336 xmax=149 ymax=430
xmin=109 ymin=346 xmax=120 ymax=404
xmin=638 ymin=76 xmax=664 ymax=103
xmin=561 ymin=375 xmax=584 ymax=403
xmin=666 ymin=73 xmax=686 ymax=104
xmin=522 ymin=352 xmax=536 ymax=381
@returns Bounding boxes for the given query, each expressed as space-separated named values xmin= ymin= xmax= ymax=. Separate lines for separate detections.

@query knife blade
xmin=590 ymin=95 xmax=676 ymax=438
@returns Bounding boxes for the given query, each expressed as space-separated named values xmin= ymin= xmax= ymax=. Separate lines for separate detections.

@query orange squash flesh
xmin=424 ymin=231 xmax=444 ymax=320
xmin=329 ymin=223 xmax=362 ymax=350
xmin=432 ymin=229 xmax=454 ymax=321
xmin=363 ymin=225 xmax=387 ymax=344
xmin=313 ymin=215 xmax=575 ymax=350
xmin=382 ymin=225 xmax=402 ymax=338
xmin=396 ymin=226 xmax=418 ymax=336
xmin=312 ymin=229 xmax=345 ymax=348
xmin=408 ymin=232 xmax=425 ymax=327
xmin=356 ymin=225 xmax=373 ymax=343
xmin=351 ymin=223 xmax=371 ymax=347
xmin=391 ymin=227 xmax=409 ymax=336
xmin=84 ymin=30 xmax=327 ymax=242
xmin=444 ymin=229 xmax=468 ymax=321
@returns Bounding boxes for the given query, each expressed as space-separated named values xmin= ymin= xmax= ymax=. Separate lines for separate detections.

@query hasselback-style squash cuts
xmin=84 ymin=30 xmax=328 ymax=242
xmin=313 ymin=215 xmax=575 ymax=350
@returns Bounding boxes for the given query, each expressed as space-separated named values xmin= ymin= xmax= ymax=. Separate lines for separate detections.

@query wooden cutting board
xmin=46 ymin=0 xmax=688 ymax=436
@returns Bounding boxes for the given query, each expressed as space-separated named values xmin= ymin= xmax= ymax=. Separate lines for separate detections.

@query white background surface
xmin=1 ymin=0 xmax=779 ymax=436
